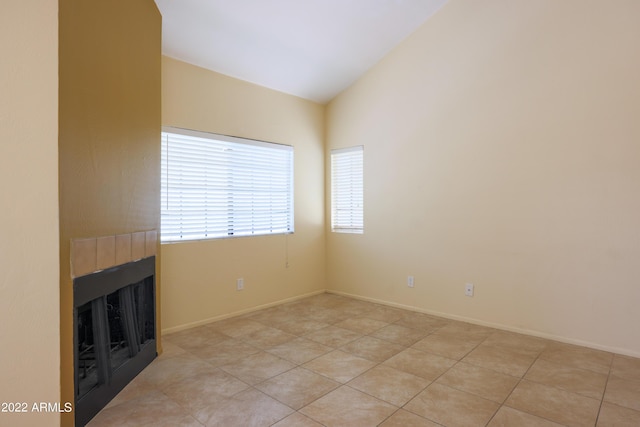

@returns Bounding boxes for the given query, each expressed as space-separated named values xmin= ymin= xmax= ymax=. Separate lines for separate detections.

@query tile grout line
xmin=594 ymin=353 xmax=616 ymax=426
xmin=284 ymin=311 xmax=440 ymax=425
xmin=483 ymin=348 xmax=539 ymax=427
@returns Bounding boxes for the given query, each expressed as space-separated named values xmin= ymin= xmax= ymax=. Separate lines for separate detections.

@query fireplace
xmin=73 ymin=256 xmax=157 ymax=426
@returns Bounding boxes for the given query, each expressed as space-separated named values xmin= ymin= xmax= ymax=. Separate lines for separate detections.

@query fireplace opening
xmin=74 ymin=256 xmax=156 ymax=426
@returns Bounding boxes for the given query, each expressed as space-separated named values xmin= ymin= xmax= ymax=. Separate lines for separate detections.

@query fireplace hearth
xmin=73 ymin=256 xmax=156 ymax=426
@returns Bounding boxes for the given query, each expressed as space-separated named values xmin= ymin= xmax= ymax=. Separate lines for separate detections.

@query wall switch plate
xmin=465 ymin=283 xmax=474 ymax=297
xmin=236 ymin=278 xmax=244 ymax=291
xmin=407 ymin=276 xmax=414 ymax=288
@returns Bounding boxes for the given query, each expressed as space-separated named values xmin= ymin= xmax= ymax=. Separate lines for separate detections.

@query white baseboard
xmin=327 ymin=289 xmax=640 ymax=359
xmin=161 ymin=289 xmax=326 ymax=335
xmin=161 ymin=287 xmax=638 ymax=358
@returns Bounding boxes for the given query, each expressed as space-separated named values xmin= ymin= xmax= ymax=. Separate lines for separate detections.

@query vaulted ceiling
xmin=154 ymin=0 xmax=448 ymax=103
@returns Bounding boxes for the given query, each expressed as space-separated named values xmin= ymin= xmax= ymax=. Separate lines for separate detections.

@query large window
xmin=331 ymin=146 xmax=363 ymax=233
xmin=161 ymin=128 xmax=294 ymax=242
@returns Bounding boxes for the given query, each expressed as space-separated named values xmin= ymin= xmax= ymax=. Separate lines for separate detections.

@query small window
xmin=161 ymin=128 xmax=294 ymax=242
xmin=331 ymin=146 xmax=363 ymax=233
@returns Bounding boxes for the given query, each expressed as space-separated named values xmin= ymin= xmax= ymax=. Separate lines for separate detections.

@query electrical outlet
xmin=407 ymin=276 xmax=414 ymax=288
xmin=465 ymin=283 xmax=474 ymax=297
xmin=236 ymin=278 xmax=244 ymax=291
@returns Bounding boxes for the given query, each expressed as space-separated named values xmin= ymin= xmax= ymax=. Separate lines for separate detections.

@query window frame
xmin=161 ymin=127 xmax=294 ymax=243
xmin=331 ymin=145 xmax=364 ymax=234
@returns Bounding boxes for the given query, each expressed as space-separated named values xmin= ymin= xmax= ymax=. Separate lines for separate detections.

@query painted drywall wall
xmin=58 ymin=1 xmax=161 ymax=425
xmin=326 ymin=0 xmax=640 ymax=356
xmin=0 ymin=2 xmax=60 ymax=426
xmin=161 ymin=57 xmax=325 ymax=331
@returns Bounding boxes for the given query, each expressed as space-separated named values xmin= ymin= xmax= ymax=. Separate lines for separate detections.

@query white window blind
xmin=331 ymin=146 xmax=363 ymax=233
xmin=161 ymin=128 xmax=294 ymax=242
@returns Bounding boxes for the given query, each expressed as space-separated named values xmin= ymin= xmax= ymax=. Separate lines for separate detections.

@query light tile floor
xmin=88 ymin=293 xmax=640 ymax=426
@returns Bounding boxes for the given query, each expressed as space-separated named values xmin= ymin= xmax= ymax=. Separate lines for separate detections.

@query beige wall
xmin=58 ymin=1 xmax=161 ymax=425
xmin=0 ymin=2 xmax=60 ymax=426
xmin=326 ymin=0 xmax=640 ymax=356
xmin=161 ymin=57 xmax=325 ymax=331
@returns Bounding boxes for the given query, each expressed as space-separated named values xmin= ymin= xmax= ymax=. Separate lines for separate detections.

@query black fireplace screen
xmin=74 ymin=256 xmax=156 ymax=426
xmin=76 ymin=278 xmax=154 ymax=398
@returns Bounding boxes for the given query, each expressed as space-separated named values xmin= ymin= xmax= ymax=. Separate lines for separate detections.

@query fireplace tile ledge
xmin=71 ymin=230 xmax=157 ymax=278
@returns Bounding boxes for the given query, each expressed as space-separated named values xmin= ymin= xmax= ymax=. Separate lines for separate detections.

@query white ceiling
xmin=154 ymin=0 xmax=448 ymax=104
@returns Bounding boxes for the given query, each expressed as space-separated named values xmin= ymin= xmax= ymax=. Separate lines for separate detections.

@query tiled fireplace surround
xmin=71 ymin=230 xmax=157 ymax=279
xmin=71 ymin=230 xmax=159 ymax=425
